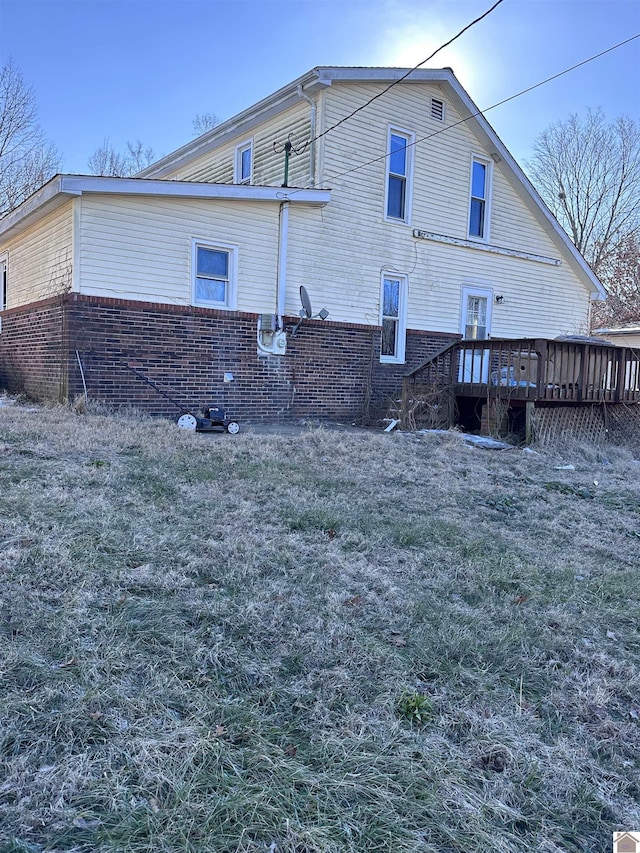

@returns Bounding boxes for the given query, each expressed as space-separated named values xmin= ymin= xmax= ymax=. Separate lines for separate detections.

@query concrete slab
xmin=199 ymin=421 xmax=371 ymax=437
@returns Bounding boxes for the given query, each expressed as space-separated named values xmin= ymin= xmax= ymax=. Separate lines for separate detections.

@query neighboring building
xmin=0 ymin=67 xmax=606 ymax=422
xmin=614 ymin=831 xmax=640 ymax=853
xmin=593 ymin=326 xmax=640 ymax=349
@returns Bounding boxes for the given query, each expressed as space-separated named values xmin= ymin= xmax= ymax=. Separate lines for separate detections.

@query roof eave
xmin=138 ymin=67 xmax=327 ymax=179
xmin=0 ymin=175 xmax=74 ymax=241
xmin=137 ymin=66 xmax=453 ymax=180
xmin=0 ymin=175 xmax=330 ymax=242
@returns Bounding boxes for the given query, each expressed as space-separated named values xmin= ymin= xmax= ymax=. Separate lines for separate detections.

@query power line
xmin=311 ymin=0 xmax=506 ymax=145
xmin=320 ymin=33 xmax=640 ymax=186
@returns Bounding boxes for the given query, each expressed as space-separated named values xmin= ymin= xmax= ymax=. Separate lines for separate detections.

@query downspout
xmin=277 ymin=200 xmax=289 ymax=324
xmin=297 ymin=84 xmax=316 ymax=188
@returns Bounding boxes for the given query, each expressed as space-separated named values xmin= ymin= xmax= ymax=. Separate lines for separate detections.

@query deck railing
xmin=401 ymin=338 xmax=640 ymax=427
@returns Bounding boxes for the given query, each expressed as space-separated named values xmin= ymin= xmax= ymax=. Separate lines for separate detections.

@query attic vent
xmin=430 ymin=98 xmax=445 ymax=121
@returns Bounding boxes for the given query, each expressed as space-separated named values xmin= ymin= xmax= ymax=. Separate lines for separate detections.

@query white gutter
xmin=277 ymin=201 xmax=290 ymax=322
xmin=297 ymin=84 xmax=316 ymax=187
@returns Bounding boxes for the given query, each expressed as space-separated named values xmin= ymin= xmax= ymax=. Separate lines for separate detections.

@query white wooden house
xmin=0 ymin=67 xmax=606 ymax=422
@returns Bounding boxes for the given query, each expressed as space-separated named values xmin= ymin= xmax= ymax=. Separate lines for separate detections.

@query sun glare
xmin=368 ymin=4 xmax=506 ymax=109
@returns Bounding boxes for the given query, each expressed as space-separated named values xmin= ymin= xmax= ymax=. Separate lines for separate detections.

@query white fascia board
xmin=0 ymin=175 xmax=329 ymax=242
xmin=139 ymin=68 xmax=325 ymax=179
xmin=139 ymin=94 xmax=302 ymax=178
xmin=594 ymin=326 xmax=640 ymax=336
xmin=58 ymin=175 xmax=329 ymax=204
xmin=0 ymin=175 xmax=74 ymax=242
xmin=141 ymin=68 xmax=444 ymax=179
xmin=314 ymin=67 xmax=451 ymax=85
xmin=137 ymin=67 xmax=442 ymax=179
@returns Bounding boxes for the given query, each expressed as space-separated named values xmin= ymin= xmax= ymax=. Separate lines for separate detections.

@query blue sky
xmin=1 ymin=0 xmax=638 ymax=174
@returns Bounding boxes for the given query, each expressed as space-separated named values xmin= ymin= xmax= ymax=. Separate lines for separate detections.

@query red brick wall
xmin=1 ymin=294 xmax=459 ymax=423
xmin=0 ymin=297 xmax=68 ymax=402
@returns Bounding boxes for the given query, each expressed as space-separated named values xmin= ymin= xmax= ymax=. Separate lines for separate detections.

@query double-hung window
xmin=385 ymin=128 xmax=414 ymax=223
xmin=235 ymin=140 xmax=253 ymax=184
xmin=192 ymin=240 xmax=237 ymax=309
xmin=380 ymin=274 xmax=407 ymax=363
xmin=468 ymin=156 xmax=491 ymax=240
xmin=464 ymin=294 xmax=488 ymax=340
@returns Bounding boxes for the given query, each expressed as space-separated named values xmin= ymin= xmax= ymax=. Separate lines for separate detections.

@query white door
xmin=459 ymin=286 xmax=492 ymax=382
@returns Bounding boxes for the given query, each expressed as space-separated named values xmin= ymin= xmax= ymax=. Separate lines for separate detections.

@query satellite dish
xmin=300 ymin=285 xmax=313 ymax=319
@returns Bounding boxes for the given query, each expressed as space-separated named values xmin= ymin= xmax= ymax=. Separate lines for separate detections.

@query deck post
xmin=615 ymin=349 xmax=627 ymax=403
xmin=400 ymin=377 xmax=409 ymax=429
xmin=578 ymin=346 xmax=588 ymax=402
xmin=535 ymin=340 xmax=547 ymax=401
xmin=525 ymin=401 xmax=534 ymax=445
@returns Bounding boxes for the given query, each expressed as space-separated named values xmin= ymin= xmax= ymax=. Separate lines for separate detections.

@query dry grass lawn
xmin=1 ymin=402 xmax=639 ymax=852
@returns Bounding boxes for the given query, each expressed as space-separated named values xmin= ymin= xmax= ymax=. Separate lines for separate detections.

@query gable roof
xmin=139 ymin=65 xmax=606 ymax=301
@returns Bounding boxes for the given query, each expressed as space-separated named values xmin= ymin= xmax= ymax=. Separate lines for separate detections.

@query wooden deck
xmin=401 ymin=338 xmax=640 ymax=429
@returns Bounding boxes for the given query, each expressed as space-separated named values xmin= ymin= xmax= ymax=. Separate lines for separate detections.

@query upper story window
xmin=380 ymin=273 xmax=408 ymax=363
xmin=385 ymin=128 xmax=414 ymax=223
xmin=468 ymin=156 xmax=492 ymax=240
xmin=192 ymin=240 xmax=237 ymax=309
xmin=234 ymin=140 xmax=253 ymax=184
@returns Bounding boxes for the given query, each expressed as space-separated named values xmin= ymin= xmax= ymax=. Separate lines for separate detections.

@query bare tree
xmin=125 ymin=139 xmax=156 ymax=173
xmin=591 ymin=233 xmax=640 ymax=327
xmin=0 ymin=59 xmax=60 ymax=217
xmin=526 ymin=109 xmax=640 ymax=281
xmin=192 ymin=112 xmax=220 ymax=136
xmin=87 ymin=138 xmax=155 ymax=177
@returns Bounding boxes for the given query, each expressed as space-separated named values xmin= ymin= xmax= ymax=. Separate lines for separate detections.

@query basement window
xmin=192 ymin=240 xmax=237 ymax=309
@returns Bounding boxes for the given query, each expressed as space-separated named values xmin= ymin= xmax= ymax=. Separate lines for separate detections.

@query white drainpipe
xmin=277 ymin=200 xmax=289 ymax=324
xmin=297 ymin=84 xmax=316 ymax=187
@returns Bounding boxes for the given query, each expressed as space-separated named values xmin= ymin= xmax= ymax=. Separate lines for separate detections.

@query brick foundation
xmin=1 ymin=294 xmax=459 ymax=423
xmin=0 ymin=297 xmax=68 ymax=402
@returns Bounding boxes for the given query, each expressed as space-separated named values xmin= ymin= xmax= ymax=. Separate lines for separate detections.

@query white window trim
xmin=234 ymin=139 xmax=253 ymax=185
xmin=380 ymin=272 xmax=408 ymax=364
xmin=191 ymin=239 xmax=238 ymax=310
xmin=467 ymin=154 xmax=493 ymax=243
xmin=0 ymin=252 xmax=7 ymax=312
xmin=384 ymin=126 xmax=415 ymax=225
xmin=460 ymin=284 xmax=493 ymax=339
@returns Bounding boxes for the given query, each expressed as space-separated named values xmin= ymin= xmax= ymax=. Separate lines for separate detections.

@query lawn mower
xmin=123 ymin=363 xmax=240 ymax=434
xmin=177 ymin=406 xmax=240 ymax=434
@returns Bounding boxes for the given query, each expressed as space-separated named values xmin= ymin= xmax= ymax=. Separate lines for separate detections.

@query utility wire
xmin=312 ymin=0 xmax=506 ymax=145
xmin=318 ymin=33 xmax=640 ymax=186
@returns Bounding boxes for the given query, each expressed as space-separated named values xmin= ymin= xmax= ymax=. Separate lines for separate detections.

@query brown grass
xmin=1 ymin=402 xmax=639 ymax=852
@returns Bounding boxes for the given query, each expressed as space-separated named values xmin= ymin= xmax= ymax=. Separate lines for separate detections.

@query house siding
xmin=77 ymin=194 xmax=287 ymax=313
xmin=169 ymin=102 xmax=313 ymax=188
xmin=2 ymin=202 xmax=73 ymax=309
xmin=295 ymin=80 xmax=591 ymax=338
